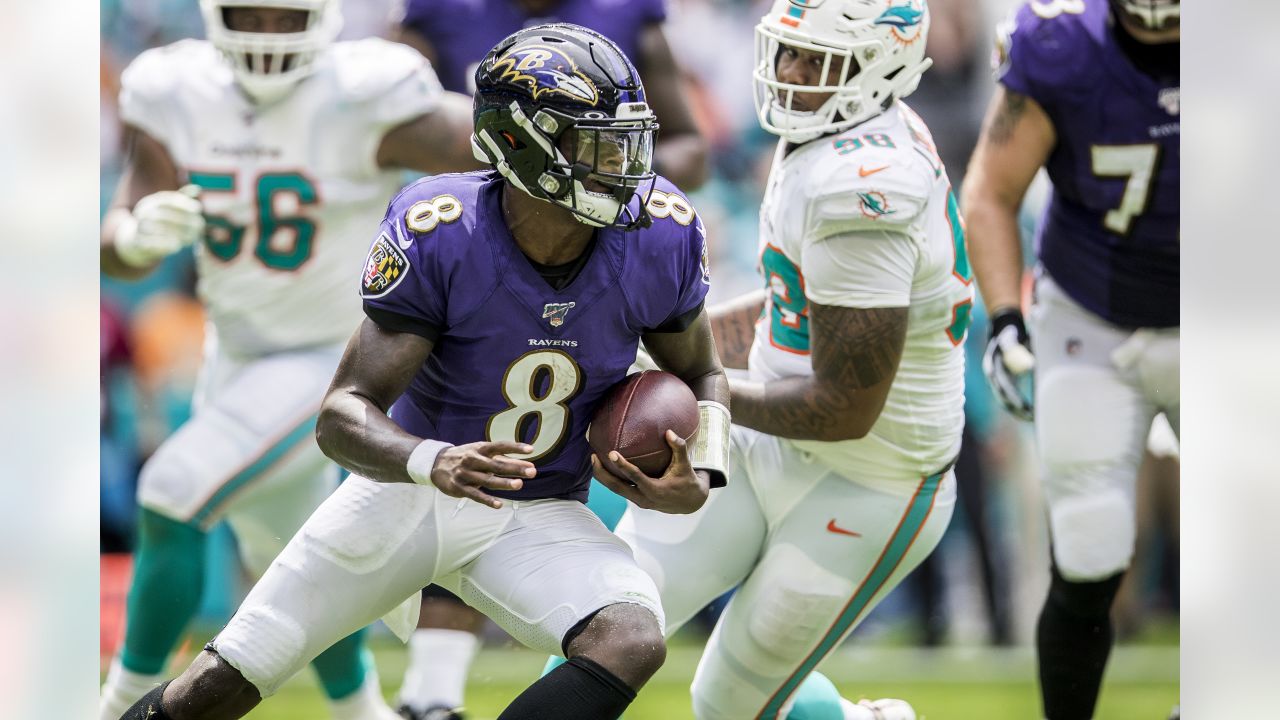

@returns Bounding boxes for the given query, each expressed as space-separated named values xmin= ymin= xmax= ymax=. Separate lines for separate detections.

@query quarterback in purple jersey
xmin=119 ymin=24 xmax=729 ymax=720
xmin=963 ymin=1 xmax=1179 ymax=719
xmin=395 ymin=0 xmax=708 ymax=192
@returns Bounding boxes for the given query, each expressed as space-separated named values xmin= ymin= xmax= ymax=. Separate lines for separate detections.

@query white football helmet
xmin=200 ymin=0 xmax=343 ymax=104
xmin=753 ymin=0 xmax=932 ymax=143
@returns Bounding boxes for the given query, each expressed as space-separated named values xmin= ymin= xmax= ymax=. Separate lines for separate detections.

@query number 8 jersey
xmin=118 ymin=38 xmax=444 ymax=356
xmin=751 ymin=102 xmax=970 ymax=483
xmin=361 ymin=172 xmax=709 ymax=502
xmin=996 ymin=0 xmax=1179 ymax=328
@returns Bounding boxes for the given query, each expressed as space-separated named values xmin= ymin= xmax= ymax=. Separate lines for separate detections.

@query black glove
xmin=982 ymin=308 xmax=1035 ymax=421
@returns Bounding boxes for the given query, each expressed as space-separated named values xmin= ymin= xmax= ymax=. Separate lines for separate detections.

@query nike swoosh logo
xmin=859 ymin=165 xmax=890 ymax=177
xmin=826 ymin=519 xmax=862 ymax=537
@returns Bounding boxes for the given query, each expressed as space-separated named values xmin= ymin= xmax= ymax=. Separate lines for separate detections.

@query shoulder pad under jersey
xmin=802 ymin=141 xmax=932 ymax=240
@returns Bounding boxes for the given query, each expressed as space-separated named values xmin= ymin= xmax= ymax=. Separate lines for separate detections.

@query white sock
xmin=99 ymin=657 xmax=165 ymax=720
xmin=396 ymin=628 xmax=480 ymax=712
xmin=328 ymin=656 xmax=397 ymax=720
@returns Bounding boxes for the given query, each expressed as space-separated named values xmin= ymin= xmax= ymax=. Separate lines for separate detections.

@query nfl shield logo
xmin=542 ymin=302 xmax=576 ymax=327
xmin=1158 ymin=87 xmax=1180 ymax=116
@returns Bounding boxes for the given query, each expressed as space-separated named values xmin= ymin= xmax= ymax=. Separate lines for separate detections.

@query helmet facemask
xmin=200 ymin=0 xmax=342 ymax=104
xmin=1109 ymin=0 xmax=1180 ymax=33
xmin=473 ymin=100 xmax=658 ymax=229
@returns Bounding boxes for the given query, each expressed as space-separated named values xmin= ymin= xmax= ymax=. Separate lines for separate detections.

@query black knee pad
xmin=1047 ymin=564 xmax=1124 ymax=619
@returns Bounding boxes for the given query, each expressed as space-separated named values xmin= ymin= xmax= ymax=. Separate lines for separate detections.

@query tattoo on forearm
xmin=735 ymin=304 xmax=907 ymax=440
xmin=986 ymin=89 xmax=1028 ymax=145
xmin=712 ymin=306 xmax=759 ymax=369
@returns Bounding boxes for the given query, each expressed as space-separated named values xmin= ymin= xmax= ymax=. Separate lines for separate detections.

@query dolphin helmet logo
xmin=492 ymin=44 xmax=599 ymax=105
xmin=874 ymin=2 xmax=926 ymax=45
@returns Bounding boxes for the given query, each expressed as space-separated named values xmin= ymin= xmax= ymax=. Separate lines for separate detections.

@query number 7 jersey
xmin=751 ymin=102 xmax=970 ymax=483
xmin=996 ymin=0 xmax=1179 ymax=328
xmin=118 ymin=38 xmax=444 ymax=356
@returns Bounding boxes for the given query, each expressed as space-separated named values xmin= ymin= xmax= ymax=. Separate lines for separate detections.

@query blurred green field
xmin=224 ymin=631 xmax=1178 ymax=720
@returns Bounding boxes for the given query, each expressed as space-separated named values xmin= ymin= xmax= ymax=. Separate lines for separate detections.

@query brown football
xmin=588 ymin=370 xmax=699 ymax=479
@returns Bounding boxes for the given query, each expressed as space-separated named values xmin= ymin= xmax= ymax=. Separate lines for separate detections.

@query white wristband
xmin=690 ymin=401 xmax=730 ymax=487
xmin=406 ymin=439 xmax=453 ymax=486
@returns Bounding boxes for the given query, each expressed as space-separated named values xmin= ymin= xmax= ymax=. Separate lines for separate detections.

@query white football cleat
xmin=840 ymin=697 xmax=917 ymax=720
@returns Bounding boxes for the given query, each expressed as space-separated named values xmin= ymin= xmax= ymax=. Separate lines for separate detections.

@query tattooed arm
xmin=730 ymin=302 xmax=908 ymax=441
xmin=708 ymin=289 xmax=766 ymax=370
xmin=961 ymin=85 xmax=1055 ymax=313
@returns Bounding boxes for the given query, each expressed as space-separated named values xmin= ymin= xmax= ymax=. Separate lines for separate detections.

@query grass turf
xmin=232 ymin=636 xmax=1178 ymax=719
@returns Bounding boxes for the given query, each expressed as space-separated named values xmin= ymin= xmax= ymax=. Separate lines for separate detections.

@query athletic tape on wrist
xmin=406 ymin=439 xmax=454 ymax=486
xmin=690 ymin=401 xmax=730 ymax=486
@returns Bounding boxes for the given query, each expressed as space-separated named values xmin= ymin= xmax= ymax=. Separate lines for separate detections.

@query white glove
xmin=982 ymin=308 xmax=1035 ymax=421
xmin=114 ymin=184 xmax=205 ymax=267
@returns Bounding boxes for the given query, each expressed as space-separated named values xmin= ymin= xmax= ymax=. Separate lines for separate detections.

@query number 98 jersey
xmin=118 ymin=38 xmax=444 ymax=356
xmin=751 ymin=103 xmax=970 ymax=483
xmin=996 ymin=0 xmax=1179 ymax=328
xmin=361 ymin=172 xmax=710 ymax=502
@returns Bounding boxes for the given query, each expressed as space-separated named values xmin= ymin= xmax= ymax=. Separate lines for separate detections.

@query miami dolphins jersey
xmin=750 ymin=102 xmax=969 ymax=481
xmin=118 ymin=38 xmax=444 ymax=356
xmin=361 ymin=171 xmax=709 ymax=502
xmin=997 ymin=0 xmax=1179 ymax=328
xmin=400 ymin=0 xmax=666 ymax=93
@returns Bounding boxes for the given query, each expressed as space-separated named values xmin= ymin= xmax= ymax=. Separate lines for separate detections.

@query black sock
xmin=119 ymin=680 xmax=174 ymax=720
xmin=1037 ymin=566 xmax=1124 ymax=720
xmin=497 ymin=656 xmax=636 ymax=720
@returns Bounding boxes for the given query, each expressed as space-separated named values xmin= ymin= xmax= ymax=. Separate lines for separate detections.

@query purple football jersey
xmin=361 ymin=171 xmax=708 ymax=502
xmin=999 ymin=0 xmax=1179 ymax=328
xmin=402 ymin=0 xmax=667 ymax=93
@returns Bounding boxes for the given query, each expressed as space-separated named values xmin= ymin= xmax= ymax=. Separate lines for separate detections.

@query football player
xmin=961 ymin=1 xmax=1179 ymax=718
xmin=614 ymin=1 xmax=965 ymax=718
xmin=391 ymin=4 xmax=708 ymax=717
xmin=118 ymin=23 xmax=730 ymax=720
xmin=98 ymin=1 xmax=478 ymax=719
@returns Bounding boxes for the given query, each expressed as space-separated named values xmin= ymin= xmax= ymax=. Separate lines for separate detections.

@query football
xmin=588 ymin=370 xmax=699 ymax=479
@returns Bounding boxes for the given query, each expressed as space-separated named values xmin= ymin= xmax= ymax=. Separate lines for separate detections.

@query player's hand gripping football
xmin=115 ymin=184 xmax=205 ymax=267
xmin=983 ymin=308 xmax=1035 ymax=421
xmin=592 ymin=430 xmax=710 ymax=515
xmin=430 ymin=441 xmax=536 ymax=509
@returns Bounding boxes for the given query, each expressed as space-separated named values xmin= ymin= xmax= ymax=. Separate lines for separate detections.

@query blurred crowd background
xmin=98 ymin=0 xmax=1179 ymax=657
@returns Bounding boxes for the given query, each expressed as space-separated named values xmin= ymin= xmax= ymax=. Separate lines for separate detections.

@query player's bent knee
xmin=570 ymin=603 xmax=667 ymax=684
xmin=1049 ymin=488 xmax=1135 ymax=580
xmin=209 ymin=604 xmax=310 ymax=698
xmin=1047 ymin=566 xmax=1123 ymax=620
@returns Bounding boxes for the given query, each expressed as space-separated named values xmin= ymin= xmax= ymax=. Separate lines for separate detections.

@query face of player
xmin=223 ymin=7 xmax=310 ymax=34
xmin=561 ymin=126 xmax=654 ymax=195
xmin=774 ymin=44 xmax=849 ymax=113
xmin=1111 ymin=0 xmax=1180 ymax=43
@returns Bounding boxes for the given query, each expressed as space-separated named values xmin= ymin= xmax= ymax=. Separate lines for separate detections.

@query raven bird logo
xmin=493 ymin=45 xmax=599 ymax=105
xmin=874 ymin=2 xmax=925 ymax=45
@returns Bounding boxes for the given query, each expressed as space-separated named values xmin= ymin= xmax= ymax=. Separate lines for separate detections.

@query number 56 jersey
xmin=750 ymin=103 xmax=970 ymax=485
xmin=362 ymin=172 xmax=710 ymax=502
xmin=118 ymin=38 xmax=444 ymax=357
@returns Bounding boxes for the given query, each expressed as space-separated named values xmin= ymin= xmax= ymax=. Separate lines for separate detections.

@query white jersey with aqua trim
xmin=119 ymin=38 xmax=443 ymax=357
xmin=748 ymin=102 xmax=970 ymax=482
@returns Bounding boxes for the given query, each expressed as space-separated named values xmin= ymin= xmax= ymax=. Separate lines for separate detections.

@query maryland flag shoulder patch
xmin=361 ymin=232 xmax=410 ymax=299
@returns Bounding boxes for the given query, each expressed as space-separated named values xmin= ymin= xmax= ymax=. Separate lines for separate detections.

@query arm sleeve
xmin=801 ymin=229 xmax=918 ymax=309
xmin=360 ymin=205 xmax=447 ymax=340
